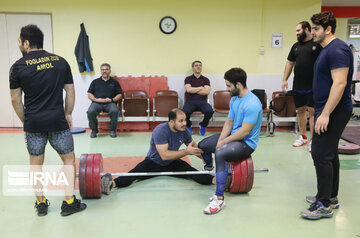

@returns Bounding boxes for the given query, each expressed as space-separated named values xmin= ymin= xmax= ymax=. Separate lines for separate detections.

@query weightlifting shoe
xmin=90 ymin=130 xmax=97 ymax=138
xmin=60 ymin=195 xmax=87 ymax=216
xmin=199 ymin=125 xmax=206 ymax=136
xmin=101 ymin=173 xmax=114 ymax=195
xmin=204 ymin=195 xmax=226 ymax=215
xmin=34 ymin=199 xmax=50 ymax=216
xmin=292 ymin=135 xmax=308 ymax=147
xmin=110 ymin=130 xmax=117 ymax=138
xmin=301 ymin=201 xmax=333 ymax=220
xmin=306 ymin=195 xmax=340 ymax=209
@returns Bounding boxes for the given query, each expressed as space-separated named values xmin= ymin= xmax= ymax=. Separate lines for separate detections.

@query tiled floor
xmin=0 ymin=128 xmax=359 ymax=238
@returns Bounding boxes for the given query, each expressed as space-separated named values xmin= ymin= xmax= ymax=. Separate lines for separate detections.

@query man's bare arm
xmin=10 ymin=88 xmax=24 ymax=123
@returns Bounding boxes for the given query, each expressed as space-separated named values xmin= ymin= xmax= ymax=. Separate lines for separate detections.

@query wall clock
xmin=159 ymin=16 xmax=177 ymax=34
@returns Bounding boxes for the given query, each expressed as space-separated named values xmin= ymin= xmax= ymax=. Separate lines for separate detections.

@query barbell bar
xmin=82 ymin=168 xmax=268 ymax=177
xmin=78 ymin=153 xmax=269 ymax=198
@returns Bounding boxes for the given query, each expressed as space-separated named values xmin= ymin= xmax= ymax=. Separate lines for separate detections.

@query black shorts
xmin=293 ymin=91 xmax=314 ymax=108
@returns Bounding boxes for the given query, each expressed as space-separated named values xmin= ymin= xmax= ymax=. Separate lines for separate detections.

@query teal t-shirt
xmin=228 ymin=91 xmax=262 ymax=150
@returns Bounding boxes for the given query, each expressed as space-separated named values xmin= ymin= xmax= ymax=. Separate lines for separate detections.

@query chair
xmin=213 ymin=90 xmax=231 ymax=121
xmin=153 ymin=90 xmax=179 ymax=121
xmin=183 ymin=92 xmax=211 ymax=122
xmin=121 ymin=90 xmax=150 ymax=122
xmin=96 ymin=96 xmax=122 ymax=122
xmin=268 ymin=91 xmax=298 ymax=134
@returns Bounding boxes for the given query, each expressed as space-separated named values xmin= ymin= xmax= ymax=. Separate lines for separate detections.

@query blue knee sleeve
xmin=215 ymin=162 xmax=228 ymax=197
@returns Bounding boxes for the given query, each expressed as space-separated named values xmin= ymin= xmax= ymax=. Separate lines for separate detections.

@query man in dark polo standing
xmin=183 ymin=60 xmax=213 ymax=136
xmin=87 ymin=63 xmax=122 ymax=138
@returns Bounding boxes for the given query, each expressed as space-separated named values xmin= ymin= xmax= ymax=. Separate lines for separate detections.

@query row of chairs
xmin=98 ymin=89 xmax=298 ymax=135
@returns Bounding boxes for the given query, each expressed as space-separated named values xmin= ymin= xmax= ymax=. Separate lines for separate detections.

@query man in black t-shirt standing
xmin=9 ymin=25 xmax=86 ymax=216
xmin=282 ymin=21 xmax=322 ymax=151
xmin=87 ymin=63 xmax=122 ymax=138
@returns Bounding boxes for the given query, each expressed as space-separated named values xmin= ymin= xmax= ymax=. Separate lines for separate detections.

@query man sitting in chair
xmin=183 ymin=60 xmax=214 ymax=136
xmin=87 ymin=63 xmax=122 ymax=138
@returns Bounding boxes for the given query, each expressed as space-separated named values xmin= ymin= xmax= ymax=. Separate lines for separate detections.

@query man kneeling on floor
xmin=198 ymin=68 xmax=263 ymax=215
xmin=101 ymin=108 xmax=215 ymax=194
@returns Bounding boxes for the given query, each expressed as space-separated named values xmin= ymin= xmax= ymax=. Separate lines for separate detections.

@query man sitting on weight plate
xmin=100 ymin=108 xmax=215 ymax=194
xmin=198 ymin=67 xmax=263 ymax=215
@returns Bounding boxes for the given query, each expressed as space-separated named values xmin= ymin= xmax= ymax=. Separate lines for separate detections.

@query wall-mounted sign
xmin=349 ymin=24 xmax=360 ymax=39
xmin=272 ymin=33 xmax=283 ymax=48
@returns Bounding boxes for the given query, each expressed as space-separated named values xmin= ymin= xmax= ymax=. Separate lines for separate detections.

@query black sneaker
xmin=60 ymin=196 xmax=87 ymax=216
xmin=90 ymin=130 xmax=97 ymax=138
xmin=34 ymin=199 xmax=50 ymax=216
xmin=110 ymin=130 xmax=117 ymax=138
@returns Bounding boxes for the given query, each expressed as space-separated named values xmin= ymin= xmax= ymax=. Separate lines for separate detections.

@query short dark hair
xmin=299 ymin=21 xmax=311 ymax=32
xmin=311 ymin=11 xmax=336 ymax=34
xmin=224 ymin=68 xmax=247 ymax=88
xmin=168 ymin=108 xmax=185 ymax=121
xmin=20 ymin=24 xmax=44 ymax=49
xmin=192 ymin=60 xmax=202 ymax=67
xmin=100 ymin=63 xmax=111 ymax=69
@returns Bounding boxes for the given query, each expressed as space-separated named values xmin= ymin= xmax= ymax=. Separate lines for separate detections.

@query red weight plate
xmin=85 ymin=154 xmax=94 ymax=198
xmin=229 ymin=157 xmax=254 ymax=193
xmin=247 ymin=157 xmax=254 ymax=192
xmin=79 ymin=154 xmax=87 ymax=198
xmin=238 ymin=158 xmax=248 ymax=192
xmin=338 ymin=142 xmax=360 ymax=154
xmin=229 ymin=161 xmax=241 ymax=193
xmin=92 ymin=153 xmax=102 ymax=198
xmin=239 ymin=157 xmax=253 ymax=193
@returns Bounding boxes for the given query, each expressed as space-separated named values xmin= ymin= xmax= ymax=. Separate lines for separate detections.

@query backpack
xmin=251 ymin=89 xmax=267 ymax=109
xmin=269 ymin=91 xmax=296 ymax=117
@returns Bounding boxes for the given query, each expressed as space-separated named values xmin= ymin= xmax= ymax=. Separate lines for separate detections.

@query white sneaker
xmin=202 ymin=166 xmax=216 ymax=177
xmin=292 ymin=136 xmax=308 ymax=147
xmin=203 ymin=195 xmax=226 ymax=215
xmin=309 ymin=140 xmax=312 ymax=152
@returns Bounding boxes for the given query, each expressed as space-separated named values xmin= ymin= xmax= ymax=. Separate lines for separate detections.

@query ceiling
xmin=322 ymin=0 xmax=360 ymax=6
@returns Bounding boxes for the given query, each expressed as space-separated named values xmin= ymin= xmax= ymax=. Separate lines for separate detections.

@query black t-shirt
xmin=287 ymin=39 xmax=322 ymax=90
xmin=9 ymin=50 xmax=73 ymax=133
xmin=87 ymin=77 xmax=122 ymax=99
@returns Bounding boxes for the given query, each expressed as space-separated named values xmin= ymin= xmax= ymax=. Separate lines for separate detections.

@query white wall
xmin=0 ymin=13 xmax=53 ymax=127
xmin=71 ymin=74 xmax=293 ymax=128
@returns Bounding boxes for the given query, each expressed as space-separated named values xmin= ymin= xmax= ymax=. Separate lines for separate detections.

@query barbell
xmin=78 ymin=153 xmax=269 ymax=198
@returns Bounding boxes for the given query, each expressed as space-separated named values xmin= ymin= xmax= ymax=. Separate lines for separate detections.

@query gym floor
xmin=0 ymin=123 xmax=359 ymax=238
